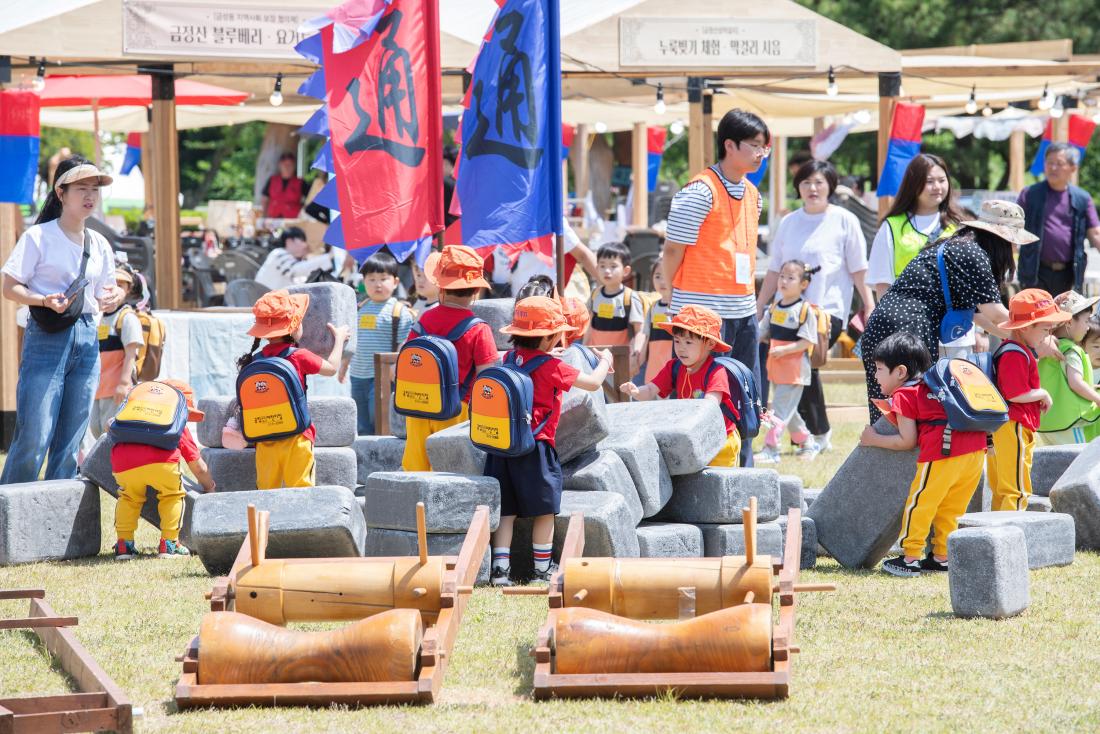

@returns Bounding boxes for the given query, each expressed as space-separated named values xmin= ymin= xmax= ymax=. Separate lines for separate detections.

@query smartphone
xmin=63 ymin=278 xmax=89 ymax=301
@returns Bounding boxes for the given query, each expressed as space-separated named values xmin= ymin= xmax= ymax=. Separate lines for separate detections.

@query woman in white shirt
xmin=1 ymin=157 xmax=123 ymax=482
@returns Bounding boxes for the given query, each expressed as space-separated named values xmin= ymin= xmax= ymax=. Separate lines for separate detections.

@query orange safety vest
xmin=672 ymin=168 xmax=760 ymax=297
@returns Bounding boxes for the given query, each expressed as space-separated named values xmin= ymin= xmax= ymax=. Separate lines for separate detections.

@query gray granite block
xmin=803 ymin=488 xmax=822 ymax=508
xmin=425 ymin=421 xmax=486 ymax=475
xmin=636 ymin=522 xmax=704 ymax=557
xmin=779 ymin=475 xmax=804 ymax=513
xmin=777 ymin=514 xmax=818 ymax=570
xmin=605 ymin=400 xmax=726 ymax=475
xmin=956 ymin=511 xmax=1074 ymax=569
xmin=470 ymin=297 xmax=514 ymax=351
xmin=1031 ymin=443 xmax=1086 ymax=497
xmin=557 ymin=490 xmax=640 ymax=558
xmin=1049 ymin=438 xmax=1100 ymax=549
xmin=597 ymin=428 xmax=672 ymax=518
xmin=1027 ymin=496 xmax=1052 ymax=512
xmin=948 ymin=526 xmax=1029 ymax=619
xmin=388 ymin=399 xmax=407 ymax=439
xmin=967 ymin=474 xmax=991 ymax=514
xmin=363 ymin=528 xmax=490 ymax=584
xmin=657 ymin=468 xmax=780 ymax=524
xmin=197 ymin=396 xmax=357 ymax=448
xmin=286 ymin=281 xmax=358 ymax=358
xmin=353 ymin=435 xmax=406 ymax=485
xmin=556 ymin=387 xmax=610 ymax=464
xmin=562 ymin=451 xmax=643 ymax=525
xmin=0 ymin=481 xmax=101 ymax=565
xmin=189 ymin=485 xmax=365 ymax=575
xmin=362 ymin=471 xmax=500 ymax=533
xmin=201 ymin=446 xmax=357 ymax=491
xmin=697 ymin=520 xmax=783 ymax=558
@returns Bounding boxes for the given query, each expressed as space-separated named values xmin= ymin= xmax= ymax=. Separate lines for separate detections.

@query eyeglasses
xmin=741 ymin=141 xmax=772 ymax=157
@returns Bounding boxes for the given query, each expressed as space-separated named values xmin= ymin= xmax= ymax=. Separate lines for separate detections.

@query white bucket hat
xmin=961 ymin=199 xmax=1038 ymax=246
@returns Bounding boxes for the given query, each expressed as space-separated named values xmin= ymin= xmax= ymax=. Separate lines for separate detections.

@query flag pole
xmin=555 ymin=232 xmax=565 ymax=291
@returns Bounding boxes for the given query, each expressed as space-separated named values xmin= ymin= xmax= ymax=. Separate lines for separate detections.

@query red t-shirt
xmin=511 ymin=347 xmax=580 ymax=447
xmin=111 ymin=426 xmax=200 ymax=474
xmin=890 ymin=383 xmax=988 ymax=464
xmin=995 ymin=340 xmax=1041 ymax=431
xmin=259 ymin=342 xmax=324 ymax=442
xmin=651 ymin=356 xmax=738 ymax=436
xmin=409 ymin=304 xmax=498 ymax=399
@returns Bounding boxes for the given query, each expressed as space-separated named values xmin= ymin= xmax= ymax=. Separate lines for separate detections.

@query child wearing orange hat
xmin=620 ymin=304 xmax=742 ymax=467
xmin=987 ymin=288 xmax=1069 ymax=511
xmin=402 ymin=245 xmax=499 ymax=471
xmin=237 ymin=290 xmax=350 ymax=489
xmin=488 ymin=297 xmax=612 ymax=587
xmin=110 ymin=379 xmax=215 ymax=559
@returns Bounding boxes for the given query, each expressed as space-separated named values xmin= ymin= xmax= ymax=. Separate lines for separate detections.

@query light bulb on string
xmin=965 ymin=86 xmax=978 ymax=115
xmin=981 ymin=104 xmax=993 ymax=118
xmin=30 ymin=58 xmax=46 ymax=92
xmin=669 ymin=120 xmax=685 ymax=136
xmin=1050 ymin=95 xmax=1065 ymax=119
xmin=653 ymin=83 xmax=666 ymax=115
xmin=1038 ymin=84 xmax=1054 ymax=111
xmin=594 ymin=121 xmax=608 ymax=134
xmin=269 ymin=73 xmax=284 ymax=107
xmin=826 ymin=66 xmax=838 ymax=97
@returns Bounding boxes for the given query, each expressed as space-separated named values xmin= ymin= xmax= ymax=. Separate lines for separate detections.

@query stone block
xmin=556 ymin=387 xmax=610 ymax=464
xmin=1027 ymin=496 xmax=1052 ymax=512
xmin=0 ymin=481 xmax=101 ymax=565
xmin=779 ymin=475 xmax=804 ymax=513
xmin=562 ymin=451 xmax=643 ymax=525
xmin=948 ymin=526 xmax=1029 ymax=619
xmin=803 ymin=488 xmax=822 ymax=508
xmin=362 ymin=472 xmax=500 ymax=533
xmin=597 ymin=428 xmax=672 ymax=518
xmin=197 ymin=396 xmax=357 ymax=448
xmin=697 ymin=520 xmax=783 ymax=558
xmin=777 ymin=514 xmax=818 ymax=570
xmin=656 ymin=468 xmax=780 ymax=524
xmin=1049 ymin=438 xmax=1100 ymax=549
xmin=388 ymin=399 xmax=407 ymax=439
xmin=201 ymin=447 xmax=357 ymax=491
xmin=189 ymin=486 xmax=366 ymax=575
xmin=470 ymin=297 xmax=514 ymax=351
xmin=363 ymin=528 xmax=490 ymax=584
xmin=1031 ymin=444 xmax=1086 ymax=497
xmin=636 ymin=522 xmax=703 ymax=558
xmin=956 ymin=511 xmax=1074 ymax=569
xmin=353 ymin=436 xmax=406 ymax=486
xmin=425 ymin=421 xmax=486 ymax=475
xmin=967 ymin=475 xmax=991 ymax=514
xmin=286 ymin=282 xmax=358 ymax=358
xmin=557 ymin=490 xmax=640 ymax=559
xmin=605 ymin=400 xmax=726 ymax=475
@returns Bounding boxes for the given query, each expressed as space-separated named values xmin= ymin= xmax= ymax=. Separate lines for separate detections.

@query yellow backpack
xmin=798 ymin=302 xmax=831 ymax=369
xmin=113 ymin=306 xmax=166 ymax=382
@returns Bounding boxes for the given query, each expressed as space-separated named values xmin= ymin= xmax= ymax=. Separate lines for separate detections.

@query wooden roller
xmin=196 ymin=610 xmax=423 ymax=685
xmin=552 ymin=604 xmax=772 ymax=675
xmin=561 ymin=556 xmax=773 ymax=619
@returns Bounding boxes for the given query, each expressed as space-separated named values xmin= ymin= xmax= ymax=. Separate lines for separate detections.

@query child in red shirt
xmin=620 ymin=304 xmax=741 ymax=467
xmin=859 ymin=331 xmax=985 ymax=577
xmin=486 ymin=297 xmax=611 ymax=587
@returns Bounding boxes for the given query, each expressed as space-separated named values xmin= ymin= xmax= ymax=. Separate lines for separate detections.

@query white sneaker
xmin=796 ymin=438 xmax=820 ymax=461
xmin=754 ymin=446 xmax=781 ymax=464
xmin=813 ymin=431 xmax=832 ymax=453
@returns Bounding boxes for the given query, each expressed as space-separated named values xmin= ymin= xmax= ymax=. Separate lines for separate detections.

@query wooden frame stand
xmin=0 ymin=589 xmax=133 ymax=733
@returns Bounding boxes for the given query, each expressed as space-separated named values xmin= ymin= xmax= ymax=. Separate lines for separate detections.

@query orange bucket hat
xmin=247 ymin=289 xmax=310 ymax=339
xmin=998 ymin=288 xmax=1072 ymax=330
xmin=656 ymin=304 xmax=731 ymax=352
xmin=560 ymin=296 xmax=590 ymax=341
xmin=501 ymin=296 xmax=577 ymax=337
xmin=424 ymin=245 xmax=490 ymax=290
xmin=161 ymin=379 xmax=205 ymax=421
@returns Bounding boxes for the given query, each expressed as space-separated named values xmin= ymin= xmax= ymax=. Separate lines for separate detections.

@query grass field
xmin=3 ymin=385 xmax=1098 ymax=733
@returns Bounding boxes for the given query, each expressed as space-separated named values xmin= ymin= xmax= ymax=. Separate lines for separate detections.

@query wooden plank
xmin=149 ymin=70 xmax=182 ymax=309
xmin=6 ymin=707 xmax=120 ymax=733
xmin=175 ymin=680 xmax=422 ymax=708
xmin=535 ymin=671 xmax=785 ymax=700
xmin=0 ymin=590 xmax=44 ymax=600
xmin=631 ymin=122 xmax=648 ymax=228
xmin=0 ymin=616 xmax=78 ymax=630
xmin=0 ymin=205 xmax=21 ymax=421
xmin=0 ymin=693 xmax=106 ymax=715
xmin=0 ymin=704 xmax=11 ymax=734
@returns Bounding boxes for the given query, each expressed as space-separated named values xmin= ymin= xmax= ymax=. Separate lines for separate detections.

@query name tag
xmin=97 ymin=323 xmax=110 ymax=340
xmin=652 ymin=312 xmax=669 ymax=324
xmin=597 ymin=303 xmax=615 ymax=319
xmin=359 ymin=314 xmax=378 ymax=330
xmin=735 ymin=252 xmax=752 ymax=285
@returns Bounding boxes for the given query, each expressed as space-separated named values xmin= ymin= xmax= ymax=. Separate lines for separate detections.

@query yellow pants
xmin=987 ymin=420 xmax=1034 ymax=511
xmin=256 ymin=434 xmax=316 ymax=490
xmin=113 ymin=462 xmax=185 ymax=541
xmin=898 ymin=451 xmax=985 ymax=559
xmin=402 ymin=403 xmax=469 ymax=472
xmin=709 ymin=431 xmax=742 ymax=468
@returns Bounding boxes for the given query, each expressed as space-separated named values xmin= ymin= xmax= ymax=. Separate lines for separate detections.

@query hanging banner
xmin=877 ymin=102 xmax=924 ymax=198
xmin=647 ymin=126 xmax=666 ymax=189
xmin=620 ymin=17 xmax=817 ymax=68
xmin=121 ymin=132 xmax=142 ymax=175
xmin=0 ymin=90 xmax=40 ymax=205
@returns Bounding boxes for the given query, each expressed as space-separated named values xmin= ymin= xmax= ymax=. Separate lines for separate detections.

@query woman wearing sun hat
xmin=1 ymin=156 xmax=124 ymax=483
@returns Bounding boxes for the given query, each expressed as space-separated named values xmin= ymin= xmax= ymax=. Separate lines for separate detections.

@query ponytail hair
xmin=780 ymin=259 xmax=822 ymax=283
xmin=237 ymin=338 xmax=262 ymax=371
xmin=36 ymin=155 xmax=93 ymax=225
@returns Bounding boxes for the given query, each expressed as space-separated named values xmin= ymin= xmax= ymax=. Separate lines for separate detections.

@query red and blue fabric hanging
xmin=647 ymin=126 xmax=666 ymax=189
xmin=120 ymin=132 xmax=142 ymax=175
xmin=0 ymin=89 xmax=40 ymax=204
xmin=877 ymin=102 xmax=924 ymax=198
xmin=1030 ymin=115 xmax=1096 ymax=176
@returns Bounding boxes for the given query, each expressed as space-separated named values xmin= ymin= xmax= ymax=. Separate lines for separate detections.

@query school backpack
xmin=112 ymin=305 xmax=166 ymax=382
xmin=469 ymin=351 xmax=553 ymax=457
xmin=798 ymin=302 xmax=832 ymax=369
xmin=588 ymin=287 xmax=661 ymax=324
xmin=923 ymin=354 xmax=1009 ymax=440
xmin=236 ymin=346 xmax=311 ymax=443
xmin=109 ymin=381 xmax=189 ymax=450
xmin=565 ymin=342 xmax=601 ymax=370
xmin=670 ymin=356 xmax=762 ymax=439
xmin=394 ymin=316 xmax=485 ymax=420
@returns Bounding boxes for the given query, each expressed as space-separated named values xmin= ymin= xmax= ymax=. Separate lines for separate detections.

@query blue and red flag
xmin=877 ymin=102 xmax=925 ymax=198
xmin=646 ymin=126 xmax=666 ymax=189
xmin=562 ymin=123 xmax=574 ymax=162
xmin=746 ymin=155 xmax=768 ymax=188
xmin=120 ymin=132 xmax=141 ymax=175
xmin=1030 ymin=115 xmax=1096 ymax=176
xmin=0 ymin=89 xmax=40 ymax=204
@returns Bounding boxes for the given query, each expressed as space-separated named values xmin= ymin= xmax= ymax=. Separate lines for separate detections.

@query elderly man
xmin=1017 ymin=142 xmax=1100 ymax=294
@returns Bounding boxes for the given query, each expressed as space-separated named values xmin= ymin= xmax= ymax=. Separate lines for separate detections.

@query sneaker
xmin=490 ymin=566 xmax=514 ymax=587
xmin=158 ymin=538 xmax=191 ymax=558
xmin=115 ymin=539 xmax=137 ymax=561
xmin=920 ymin=554 xmax=949 ymax=572
xmin=814 ymin=431 xmax=832 ymax=453
xmin=882 ymin=556 xmax=921 ymax=577
xmin=796 ymin=439 xmax=820 ymax=461
xmin=531 ymin=562 xmax=559 ymax=585
xmin=754 ymin=446 xmax=781 ymax=464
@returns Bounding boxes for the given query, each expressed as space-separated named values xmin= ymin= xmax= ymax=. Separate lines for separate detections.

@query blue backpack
xmin=394 ymin=316 xmax=486 ymax=420
xmin=670 ymin=356 xmax=762 ymax=439
xmin=468 ymin=351 xmax=554 ymax=457
xmin=109 ymin=381 xmax=189 ymax=450
xmin=236 ymin=346 xmax=311 ymax=443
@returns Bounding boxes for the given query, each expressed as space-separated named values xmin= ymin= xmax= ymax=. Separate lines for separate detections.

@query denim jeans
xmin=2 ymin=314 xmax=100 ymax=484
xmin=722 ymin=314 xmax=760 ymax=468
xmin=350 ymin=376 xmax=376 ymax=435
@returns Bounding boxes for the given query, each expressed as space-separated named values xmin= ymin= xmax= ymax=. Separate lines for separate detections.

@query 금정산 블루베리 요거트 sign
xmin=618 ymin=17 xmax=818 ymax=68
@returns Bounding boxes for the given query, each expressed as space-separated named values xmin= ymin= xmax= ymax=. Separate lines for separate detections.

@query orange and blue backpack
xmin=469 ymin=351 xmax=554 ymax=457
xmin=394 ymin=316 xmax=485 ymax=420
xmin=109 ymin=381 xmax=189 ymax=449
xmin=236 ymin=346 xmax=311 ymax=443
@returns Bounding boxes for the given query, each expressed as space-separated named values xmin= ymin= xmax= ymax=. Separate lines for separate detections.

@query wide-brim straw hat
xmin=54 ymin=163 xmax=113 ymax=189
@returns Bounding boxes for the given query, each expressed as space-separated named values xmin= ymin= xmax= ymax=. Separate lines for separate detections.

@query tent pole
xmin=148 ymin=65 xmax=182 ymax=310
xmin=572 ymin=123 xmax=590 ymax=204
xmin=1008 ymin=129 xmax=1025 ymax=192
xmin=877 ymin=72 xmax=902 ymax=219
xmin=0 ymin=204 xmax=21 ymax=450
xmin=555 ymin=232 xmax=565 ymax=292
xmin=687 ymin=77 xmax=704 ymax=174
xmin=141 ymin=110 xmax=154 ymax=209
xmin=631 ymin=121 xmax=648 ymax=228
xmin=701 ymin=89 xmax=714 ymax=167
xmin=769 ymin=136 xmax=787 ymax=232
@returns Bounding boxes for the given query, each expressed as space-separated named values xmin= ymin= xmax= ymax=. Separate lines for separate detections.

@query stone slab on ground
xmin=562 ymin=450 xmax=643 ymax=525
xmin=956 ymin=511 xmax=1074 ymax=569
xmin=1027 ymin=496 xmax=1052 ymax=512
xmin=697 ymin=520 xmax=783 ymax=558
xmin=425 ymin=421 xmax=486 ymax=475
xmin=596 ymin=428 xmax=672 ymax=518
xmin=557 ymin=490 xmax=640 ymax=558
xmin=656 ymin=468 xmax=780 ymax=524
xmin=362 ymin=472 xmax=500 ymax=533
xmin=777 ymin=514 xmax=818 ymax=570
xmin=189 ymin=486 xmax=365 ymax=575
xmin=0 ymin=481 xmax=101 ymax=565
xmin=779 ymin=475 xmax=804 ymax=513
xmin=636 ymin=522 xmax=704 ymax=557
xmin=286 ymin=282 xmax=358 ymax=358
xmin=1049 ymin=438 xmax=1100 ymax=549
xmin=803 ymin=488 xmax=822 ymax=508
xmin=197 ymin=396 xmax=357 ymax=448
xmin=948 ymin=525 xmax=1029 ymax=619
xmin=363 ymin=528 xmax=490 ymax=584
xmin=353 ymin=436 xmax=406 ymax=485
xmin=201 ymin=447 xmax=357 ymax=491
xmin=605 ymin=400 xmax=726 ymax=475
xmin=1032 ymin=444 xmax=1086 ymax=497
xmin=387 ymin=400 xmax=407 ymax=439
xmin=470 ymin=298 xmax=514 ymax=351
xmin=556 ymin=387 xmax=610 ymax=464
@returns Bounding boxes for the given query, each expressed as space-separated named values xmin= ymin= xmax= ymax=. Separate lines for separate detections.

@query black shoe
xmin=882 ymin=556 xmax=921 ymax=577
xmin=490 ymin=566 xmax=514 ymax=587
xmin=920 ymin=554 xmax=949 ymax=572
xmin=530 ymin=562 xmax=559 ymax=585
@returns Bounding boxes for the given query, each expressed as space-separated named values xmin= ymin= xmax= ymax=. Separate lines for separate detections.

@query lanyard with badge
xmin=716 ymin=170 xmax=752 ymax=286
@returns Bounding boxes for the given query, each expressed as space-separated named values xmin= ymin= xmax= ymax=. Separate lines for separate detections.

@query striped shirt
xmin=666 ymin=165 xmax=762 ymax=319
xmin=349 ymin=297 xmax=414 ymax=379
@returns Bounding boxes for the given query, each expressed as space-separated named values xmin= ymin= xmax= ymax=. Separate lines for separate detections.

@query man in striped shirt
xmin=662 ymin=109 xmax=770 ymax=467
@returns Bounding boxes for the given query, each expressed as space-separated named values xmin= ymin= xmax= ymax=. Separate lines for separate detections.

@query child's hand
xmin=328 ymin=323 xmax=350 ymax=343
xmin=549 ymin=346 xmax=566 ymax=358
xmin=114 ymin=380 xmax=132 ymax=405
xmin=204 ymin=481 xmax=216 ymax=493
xmin=1038 ymin=388 xmax=1053 ymax=412
xmin=620 ymin=382 xmax=640 ymax=398
xmin=594 ymin=348 xmax=613 ymax=368
xmin=859 ymin=424 xmax=880 ymax=447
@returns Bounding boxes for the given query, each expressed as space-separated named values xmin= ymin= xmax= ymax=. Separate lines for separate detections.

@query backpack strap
xmin=448 ymin=316 xmax=488 ymax=396
xmin=504 ymin=351 xmax=556 ymax=437
xmin=936 ymin=242 xmax=953 ymax=311
xmin=704 ymin=359 xmax=739 ymax=424
xmin=113 ymin=305 xmax=134 ymax=336
xmin=391 ymin=301 xmax=403 ymax=353
xmin=993 ymin=341 xmax=1031 ymax=368
xmin=623 ymin=286 xmax=633 ymax=323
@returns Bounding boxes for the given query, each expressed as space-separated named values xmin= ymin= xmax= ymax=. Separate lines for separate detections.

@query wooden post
xmin=1008 ymin=129 xmax=1026 ymax=192
xmin=631 ymin=122 xmax=648 ymax=228
xmin=769 ymin=136 xmax=788 ymax=230
xmin=877 ymin=72 xmax=902 ymax=218
xmin=140 ymin=115 xmax=155 ymax=209
xmin=812 ymin=117 xmax=826 ymax=138
xmin=0 ymin=204 xmax=20 ymax=448
xmin=687 ymin=77 xmax=705 ymax=175
xmin=1052 ymin=113 xmax=1069 ymax=143
xmin=701 ymin=90 xmax=714 ymax=167
xmin=148 ymin=65 xmax=182 ymax=310
xmin=571 ymin=123 xmax=589 ymax=203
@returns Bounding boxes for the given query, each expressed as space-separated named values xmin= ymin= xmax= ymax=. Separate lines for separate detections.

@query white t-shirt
xmin=766 ymin=206 xmax=867 ymax=321
xmin=504 ymin=219 xmax=580 ymax=296
xmin=255 ymin=246 xmax=347 ymax=290
xmin=102 ymin=306 xmax=144 ymax=347
xmin=866 ymin=213 xmax=942 ymax=287
xmin=1 ymin=220 xmax=115 ymax=315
